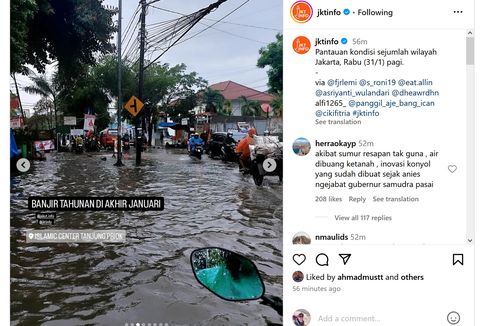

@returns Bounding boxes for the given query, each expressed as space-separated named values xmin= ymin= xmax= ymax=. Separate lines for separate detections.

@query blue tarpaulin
xmin=10 ymin=128 xmax=21 ymax=158
xmin=158 ymin=122 xmax=177 ymax=128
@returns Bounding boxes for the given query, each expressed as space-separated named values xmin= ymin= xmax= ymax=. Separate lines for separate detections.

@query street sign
xmin=10 ymin=117 xmax=23 ymax=129
xmin=70 ymin=129 xmax=84 ymax=136
xmin=64 ymin=116 xmax=77 ymax=126
xmin=124 ymin=96 xmax=144 ymax=117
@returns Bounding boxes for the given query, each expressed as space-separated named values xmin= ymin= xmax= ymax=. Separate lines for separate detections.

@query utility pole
xmin=136 ymin=0 xmax=160 ymax=165
xmin=136 ymin=0 xmax=148 ymax=165
xmin=115 ymin=0 xmax=124 ymax=166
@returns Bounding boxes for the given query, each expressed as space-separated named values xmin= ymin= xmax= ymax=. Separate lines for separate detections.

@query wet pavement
xmin=10 ymin=148 xmax=283 ymax=325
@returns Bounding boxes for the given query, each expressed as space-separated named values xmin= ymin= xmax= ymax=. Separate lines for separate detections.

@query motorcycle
xmin=58 ymin=136 xmax=71 ymax=152
xmin=190 ymin=247 xmax=282 ymax=322
xmin=247 ymin=136 xmax=283 ymax=186
xmin=221 ymin=143 xmax=238 ymax=162
xmin=250 ymin=150 xmax=283 ymax=186
xmin=189 ymin=144 xmax=203 ymax=160
xmin=207 ymin=144 xmax=222 ymax=158
xmin=75 ymin=142 xmax=84 ymax=154
xmin=85 ymin=138 xmax=100 ymax=152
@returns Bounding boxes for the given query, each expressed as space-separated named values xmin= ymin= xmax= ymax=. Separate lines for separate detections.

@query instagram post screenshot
xmin=5 ymin=0 xmax=488 ymax=325
xmin=9 ymin=0 xmax=283 ymax=325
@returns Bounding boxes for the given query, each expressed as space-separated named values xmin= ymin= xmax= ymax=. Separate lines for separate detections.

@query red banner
xmin=10 ymin=97 xmax=20 ymax=110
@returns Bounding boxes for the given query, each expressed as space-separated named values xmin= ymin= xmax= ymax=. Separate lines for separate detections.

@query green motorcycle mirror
xmin=190 ymin=247 xmax=265 ymax=301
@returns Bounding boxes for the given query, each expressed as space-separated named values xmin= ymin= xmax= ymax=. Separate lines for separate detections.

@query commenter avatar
xmin=293 ymin=309 xmax=311 ymax=326
xmin=292 ymin=232 xmax=311 ymax=244
xmin=292 ymin=137 xmax=311 ymax=156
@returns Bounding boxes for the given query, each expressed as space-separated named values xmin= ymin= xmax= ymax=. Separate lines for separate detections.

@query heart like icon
xmin=448 ymin=165 xmax=457 ymax=173
xmin=293 ymin=254 xmax=306 ymax=266
xmin=28 ymin=233 xmax=34 ymax=239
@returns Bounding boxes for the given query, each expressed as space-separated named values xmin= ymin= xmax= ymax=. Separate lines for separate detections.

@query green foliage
xmin=257 ymin=33 xmax=283 ymax=95
xmin=11 ymin=0 xmax=116 ymax=84
xmin=29 ymin=97 xmax=54 ymax=130
xmin=24 ymin=72 xmax=61 ymax=128
xmin=10 ymin=0 xmax=38 ymax=74
xmin=160 ymin=64 xmax=207 ymax=104
xmin=165 ymin=94 xmax=199 ymax=121
xmin=23 ymin=54 xmax=206 ymax=133
xmin=270 ymin=91 xmax=283 ymax=117
xmin=93 ymin=56 xmax=138 ymax=101
xmin=202 ymin=88 xmax=225 ymax=114
xmin=91 ymin=55 xmax=138 ymax=121
xmin=33 ymin=97 xmax=54 ymax=116
xmin=240 ymin=96 xmax=262 ymax=117
xmin=58 ymin=65 xmax=111 ymax=130
xmin=140 ymin=63 xmax=205 ymax=132
xmin=90 ymin=57 xmax=206 ymax=126
xmin=24 ymin=73 xmax=59 ymax=100
xmin=207 ymin=249 xmax=225 ymax=267
xmin=223 ymin=100 xmax=233 ymax=116
xmin=26 ymin=113 xmax=52 ymax=131
xmin=24 ymin=64 xmax=112 ymax=131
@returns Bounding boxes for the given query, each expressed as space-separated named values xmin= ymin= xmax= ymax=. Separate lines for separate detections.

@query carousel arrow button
xmin=263 ymin=158 xmax=277 ymax=172
xmin=16 ymin=158 xmax=30 ymax=173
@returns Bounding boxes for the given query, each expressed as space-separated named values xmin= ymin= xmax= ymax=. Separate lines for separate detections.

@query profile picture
xmin=292 ymin=271 xmax=304 ymax=282
xmin=290 ymin=1 xmax=313 ymax=24
xmin=292 ymin=137 xmax=311 ymax=156
xmin=293 ymin=309 xmax=311 ymax=326
xmin=292 ymin=232 xmax=311 ymax=245
xmin=292 ymin=36 xmax=311 ymax=54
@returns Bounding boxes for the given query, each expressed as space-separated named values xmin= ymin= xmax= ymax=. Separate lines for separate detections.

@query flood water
xmin=10 ymin=148 xmax=283 ymax=325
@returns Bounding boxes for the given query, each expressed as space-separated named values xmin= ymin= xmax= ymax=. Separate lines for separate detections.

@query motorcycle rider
xmin=75 ymin=135 xmax=84 ymax=147
xmin=220 ymin=132 xmax=238 ymax=160
xmin=188 ymin=133 xmax=204 ymax=152
xmin=235 ymin=128 xmax=256 ymax=171
xmin=224 ymin=132 xmax=237 ymax=146
xmin=122 ymin=133 xmax=130 ymax=150
xmin=74 ymin=135 xmax=84 ymax=153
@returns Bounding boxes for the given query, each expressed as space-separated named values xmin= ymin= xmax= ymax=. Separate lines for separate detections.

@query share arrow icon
xmin=339 ymin=254 xmax=352 ymax=265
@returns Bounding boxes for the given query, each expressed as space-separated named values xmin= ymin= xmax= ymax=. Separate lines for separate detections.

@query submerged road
xmin=11 ymin=148 xmax=283 ymax=325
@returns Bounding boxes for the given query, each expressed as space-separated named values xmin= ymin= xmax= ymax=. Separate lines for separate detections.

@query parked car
xmin=99 ymin=129 xmax=118 ymax=148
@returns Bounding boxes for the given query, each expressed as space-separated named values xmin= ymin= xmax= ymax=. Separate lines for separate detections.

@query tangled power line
xmin=121 ymin=0 xmax=254 ymax=69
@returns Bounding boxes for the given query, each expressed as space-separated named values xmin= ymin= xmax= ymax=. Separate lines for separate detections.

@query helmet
xmin=227 ymin=132 xmax=233 ymax=137
xmin=264 ymin=130 xmax=270 ymax=136
xmin=247 ymin=128 xmax=256 ymax=137
xmin=193 ymin=133 xmax=199 ymax=138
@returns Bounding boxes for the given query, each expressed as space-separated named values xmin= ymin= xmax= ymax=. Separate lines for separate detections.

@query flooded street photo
xmin=11 ymin=149 xmax=283 ymax=325
xmin=9 ymin=0 xmax=283 ymax=323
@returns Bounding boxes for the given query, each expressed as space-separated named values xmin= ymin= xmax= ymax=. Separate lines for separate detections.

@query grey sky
xmin=11 ymin=0 xmax=283 ymax=114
